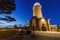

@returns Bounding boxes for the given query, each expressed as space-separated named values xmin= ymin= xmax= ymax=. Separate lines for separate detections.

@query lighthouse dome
xmin=34 ymin=2 xmax=40 ymax=6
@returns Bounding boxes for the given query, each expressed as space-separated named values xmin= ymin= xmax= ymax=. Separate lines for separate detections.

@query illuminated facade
xmin=29 ymin=2 xmax=58 ymax=31
xmin=33 ymin=2 xmax=42 ymax=18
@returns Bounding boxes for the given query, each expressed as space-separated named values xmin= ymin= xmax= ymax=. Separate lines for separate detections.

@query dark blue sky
xmin=4 ymin=0 xmax=60 ymax=26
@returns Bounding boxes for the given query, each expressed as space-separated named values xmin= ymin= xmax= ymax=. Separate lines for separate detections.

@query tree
xmin=0 ymin=0 xmax=16 ymax=22
xmin=0 ymin=16 xmax=16 ymax=22
xmin=0 ymin=0 xmax=16 ymax=14
xmin=14 ymin=24 xmax=18 ymax=28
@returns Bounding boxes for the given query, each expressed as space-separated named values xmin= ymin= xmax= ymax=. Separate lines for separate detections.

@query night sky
xmin=1 ymin=0 xmax=60 ymax=26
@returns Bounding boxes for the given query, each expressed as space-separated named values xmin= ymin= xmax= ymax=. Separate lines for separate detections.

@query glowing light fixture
xmin=42 ymin=18 xmax=45 ymax=21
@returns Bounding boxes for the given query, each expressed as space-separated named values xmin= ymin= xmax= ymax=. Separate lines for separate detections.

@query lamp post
xmin=32 ymin=24 xmax=34 ymax=37
xmin=32 ymin=19 xmax=36 ymax=38
xmin=31 ymin=24 xmax=36 ymax=40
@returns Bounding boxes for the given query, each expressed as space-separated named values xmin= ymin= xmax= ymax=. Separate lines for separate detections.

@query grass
xmin=0 ymin=29 xmax=17 ymax=39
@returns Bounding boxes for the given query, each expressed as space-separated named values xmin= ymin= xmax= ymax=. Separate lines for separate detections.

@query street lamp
xmin=32 ymin=19 xmax=36 ymax=38
xmin=32 ymin=24 xmax=34 ymax=37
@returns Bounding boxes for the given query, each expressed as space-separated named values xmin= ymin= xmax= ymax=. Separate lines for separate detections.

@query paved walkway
xmin=1 ymin=31 xmax=60 ymax=40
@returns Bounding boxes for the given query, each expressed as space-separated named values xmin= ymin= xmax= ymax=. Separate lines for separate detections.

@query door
xmin=42 ymin=24 xmax=46 ymax=31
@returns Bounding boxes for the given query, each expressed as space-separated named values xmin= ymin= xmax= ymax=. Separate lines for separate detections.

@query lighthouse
xmin=33 ymin=2 xmax=42 ymax=18
xmin=29 ymin=2 xmax=50 ymax=31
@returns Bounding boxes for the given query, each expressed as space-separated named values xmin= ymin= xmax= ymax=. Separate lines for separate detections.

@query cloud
xmin=0 ymin=22 xmax=4 ymax=24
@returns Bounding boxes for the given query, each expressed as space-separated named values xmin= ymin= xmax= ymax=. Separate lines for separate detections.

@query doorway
xmin=42 ymin=24 xmax=46 ymax=31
